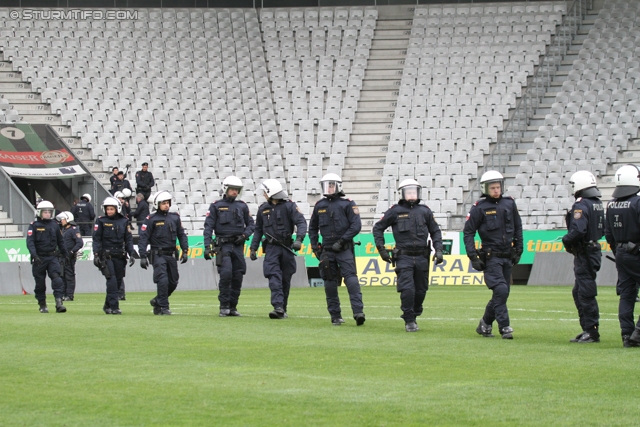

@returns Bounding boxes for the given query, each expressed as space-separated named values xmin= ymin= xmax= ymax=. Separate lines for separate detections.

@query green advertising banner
xmin=460 ymin=230 xmax=611 ymax=264
xmin=0 ymin=231 xmax=611 ymax=265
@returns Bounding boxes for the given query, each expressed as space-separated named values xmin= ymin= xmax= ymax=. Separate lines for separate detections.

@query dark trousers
xmin=572 ymin=248 xmax=601 ymax=336
xmin=104 ymin=257 xmax=126 ymax=310
xmin=153 ymin=254 xmax=179 ymax=309
xmin=78 ymin=223 xmax=92 ymax=237
xmin=263 ymin=244 xmax=297 ymax=311
xmin=482 ymin=256 xmax=512 ymax=330
xmin=63 ymin=257 xmax=77 ymax=298
xmin=32 ymin=255 xmax=64 ymax=304
xmin=217 ymin=242 xmax=246 ymax=309
xmin=615 ymin=251 xmax=640 ymax=336
xmin=395 ymin=254 xmax=429 ymax=323
xmin=320 ymin=249 xmax=364 ymax=318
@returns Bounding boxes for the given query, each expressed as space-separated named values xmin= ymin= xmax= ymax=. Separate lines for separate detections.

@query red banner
xmin=0 ymin=149 xmax=71 ymax=165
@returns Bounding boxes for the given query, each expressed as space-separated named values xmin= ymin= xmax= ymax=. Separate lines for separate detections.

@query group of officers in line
xmin=23 ymin=166 xmax=640 ymax=344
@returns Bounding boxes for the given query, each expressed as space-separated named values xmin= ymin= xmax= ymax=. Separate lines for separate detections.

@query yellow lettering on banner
xmin=356 ymin=255 xmax=484 ymax=286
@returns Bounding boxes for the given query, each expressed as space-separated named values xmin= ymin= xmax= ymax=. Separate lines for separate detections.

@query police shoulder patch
xmin=141 ymin=224 xmax=147 ymax=231
xmin=573 ymin=210 xmax=582 ymax=219
xmin=94 ymin=224 xmax=99 ymax=230
xmin=352 ymin=206 xmax=360 ymax=215
xmin=27 ymin=229 xmax=33 ymax=236
xmin=76 ymin=233 xmax=82 ymax=238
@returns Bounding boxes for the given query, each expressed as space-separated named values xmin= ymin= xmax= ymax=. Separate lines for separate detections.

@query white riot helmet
xmin=121 ymin=188 xmax=132 ymax=199
xmin=153 ymin=190 xmax=173 ymax=210
xmin=479 ymin=170 xmax=504 ymax=197
xmin=320 ymin=173 xmax=343 ymax=197
xmin=398 ymin=179 xmax=422 ymax=202
xmin=612 ymin=164 xmax=640 ymax=198
xmin=113 ymin=191 xmax=125 ymax=199
xmin=102 ymin=196 xmax=122 ymax=216
xmin=569 ymin=170 xmax=601 ymax=198
xmin=261 ymin=179 xmax=288 ymax=200
xmin=222 ymin=176 xmax=243 ymax=199
xmin=36 ymin=200 xmax=55 ymax=220
xmin=81 ymin=193 xmax=91 ymax=202
xmin=55 ymin=211 xmax=75 ymax=224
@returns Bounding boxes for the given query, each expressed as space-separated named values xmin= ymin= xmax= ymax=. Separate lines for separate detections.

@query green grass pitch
xmin=2 ymin=285 xmax=640 ymax=426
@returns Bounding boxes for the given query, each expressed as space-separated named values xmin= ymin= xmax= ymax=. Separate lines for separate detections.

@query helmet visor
xmin=321 ymin=181 xmax=341 ymax=196
xmin=40 ymin=208 xmax=54 ymax=219
xmin=401 ymin=185 xmax=421 ymax=201
xmin=482 ymin=180 xmax=504 ymax=197
xmin=226 ymin=186 xmax=243 ymax=196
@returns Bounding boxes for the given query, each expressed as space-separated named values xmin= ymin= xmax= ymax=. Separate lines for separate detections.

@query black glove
xmin=433 ymin=249 xmax=444 ymax=265
xmin=562 ymin=236 xmax=574 ymax=255
xmin=204 ymin=248 xmax=213 ymax=260
xmin=250 ymin=249 xmax=257 ymax=261
xmin=234 ymin=234 xmax=246 ymax=245
xmin=33 ymin=256 xmax=42 ymax=266
xmin=292 ymin=239 xmax=302 ymax=251
xmin=140 ymin=257 xmax=148 ymax=269
xmin=66 ymin=253 xmax=74 ymax=263
xmin=181 ymin=251 xmax=188 ymax=264
xmin=128 ymin=256 xmax=135 ymax=267
xmin=312 ymin=246 xmax=322 ymax=259
xmin=93 ymin=254 xmax=100 ymax=268
xmin=331 ymin=240 xmax=343 ymax=252
xmin=470 ymin=255 xmax=485 ymax=271
xmin=511 ymin=252 xmax=522 ymax=266
xmin=378 ymin=247 xmax=391 ymax=263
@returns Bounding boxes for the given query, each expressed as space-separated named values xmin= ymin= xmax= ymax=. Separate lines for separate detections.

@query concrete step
xmin=367 ymin=58 xmax=409 ymax=70
xmin=0 ymin=92 xmax=42 ymax=102
xmin=365 ymin=69 xmax=404 ymax=79
xmin=368 ymin=50 xmax=406 ymax=60
xmin=0 ymin=71 xmax=23 ymax=82
xmin=373 ymin=29 xmax=411 ymax=40
xmin=361 ymin=79 xmax=401 ymax=90
xmin=355 ymin=111 xmax=396 ymax=122
xmin=345 ymin=156 xmax=386 ymax=166
xmin=371 ymin=39 xmax=410 ymax=50
xmin=350 ymin=134 xmax=390 ymax=144
xmin=352 ymin=122 xmax=392 ymax=134
xmin=357 ymin=100 xmax=397 ymax=112
xmin=9 ymin=103 xmax=51 ymax=112
xmin=17 ymin=113 xmax=61 ymax=124
xmin=0 ymin=211 xmax=7 ymax=219
xmin=0 ymin=82 xmax=31 ymax=90
xmin=359 ymin=89 xmax=399 ymax=101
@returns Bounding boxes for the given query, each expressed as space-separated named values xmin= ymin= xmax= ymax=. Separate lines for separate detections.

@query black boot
xmin=39 ymin=303 xmax=48 ymax=313
xmin=354 ymin=313 xmax=366 ymax=326
xmin=269 ymin=307 xmax=286 ymax=319
xmin=623 ymin=335 xmax=640 ymax=348
xmin=160 ymin=308 xmax=172 ymax=315
xmin=405 ymin=321 xmax=418 ymax=332
xmin=500 ymin=326 xmax=514 ymax=339
xmin=476 ymin=318 xmax=494 ymax=337
xmin=229 ymin=308 xmax=242 ymax=317
xmin=55 ymin=298 xmax=67 ymax=313
xmin=570 ymin=331 xmax=587 ymax=342
xmin=150 ymin=298 xmax=161 ymax=315
xmin=629 ymin=328 xmax=640 ymax=345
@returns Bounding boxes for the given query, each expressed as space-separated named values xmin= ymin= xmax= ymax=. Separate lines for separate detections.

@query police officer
xmin=309 ymin=173 xmax=365 ymax=326
xmin=604 ymin=164 xmax=640 ymax=348
xmin=203 ymin=176 xmax=255 ymax=317
xmin=463 ymin=171 xmax=523 ymax=339
xmin=373 ymin=179 xmax=444 ymax=332
xmin=250 ymin=179 xmax=307 ymax=319
xmin=92 ymin=197 xmax=137 ymax=315
xmin=135 ymin=162 xmax=155 ymax=202
xmin=110 ymin=171 xmax=132 ymax=195
xmin=138 ymin=191 xmax=189 ymax=316
xmin=56 ymin=211 xmax=83 ymax=302
xmin=111 ymin=190 xmax=132 ymax=299
xmin=133 ymin=192 xmax=150 ymax=228
xmin=26 ymin=200 xmax=69 ymax=313
xmin=71 ymin=193 xmax=95 ymax=236
xmin=562 ymin=171 xmax=605 ymax=343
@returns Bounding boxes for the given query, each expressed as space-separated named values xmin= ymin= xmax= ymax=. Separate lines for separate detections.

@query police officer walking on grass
xmin=373 ymin=179 xmax=444 ymax=332
xmin=463 ymin=171 xmax=523 ymax=339
xmin=71 ymin=193 xmax=95 ymax=236
xmin=309 ymin=173 xmax=365 ymax=326
xmin=92 ymin=197 xmax=137 ymax=315
xmin=26 ymin=200 xmax=69 ymax=313
xmin=203 ymin=176 xmax=255 ymax=317
xmin=138 ymin=191 xmax=189 ymax=316
xmin=250 ymin=179 xmax=307 ymax=319
xmin=562 ymin=171 xmax=604 ymax=344
xmin=604 ymin=164 xmax=640 ymax=348
xmin=56 ymin=211 xmax=83 ymax=302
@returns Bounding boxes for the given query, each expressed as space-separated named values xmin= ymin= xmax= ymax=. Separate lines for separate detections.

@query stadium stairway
xmin=520 ymin=0 xmax=640 ymax=203
xmin=0 ymin=204 xmax=22 ymax=238
xmin=341 ymin=5 xmax=414 ymax=228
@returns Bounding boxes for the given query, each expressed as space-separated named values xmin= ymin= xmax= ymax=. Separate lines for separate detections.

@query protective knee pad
xmin=49 ymin=272 xmax=60 ymax=280
xmin=492 ymin=284 xmax=509 ymax=302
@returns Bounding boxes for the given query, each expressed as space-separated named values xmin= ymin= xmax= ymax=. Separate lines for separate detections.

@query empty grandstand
xmin=1 ymin=0 xmax=638 ymax=235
